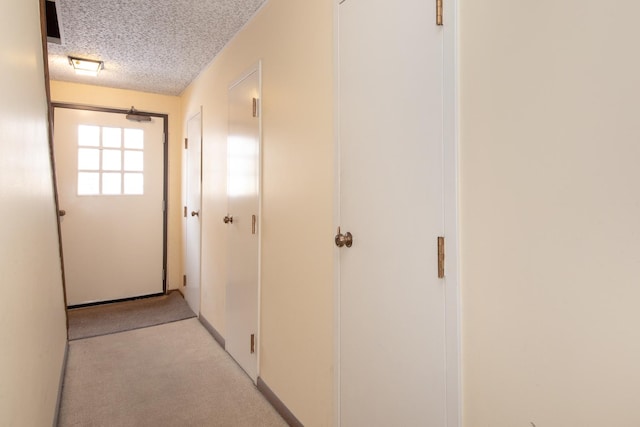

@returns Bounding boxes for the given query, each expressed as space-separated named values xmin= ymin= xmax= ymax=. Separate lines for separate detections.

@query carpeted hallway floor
xmin=57 ymin=318 xmax=287 ymax=427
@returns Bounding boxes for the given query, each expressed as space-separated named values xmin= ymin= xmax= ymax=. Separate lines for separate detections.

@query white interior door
xmin=225 ymin=68 xmax=260 ymax=382
xmin=338 ymin=0 xmax=447 ymax=425
xmin=54 ymin=107 xmax=164 ymax=306
xmin=184 ymin=112 xmax=202 ymax=314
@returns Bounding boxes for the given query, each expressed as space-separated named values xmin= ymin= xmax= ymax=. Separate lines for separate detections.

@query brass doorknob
xmin=191 ymin=211 xmax=199 ymax=217
xmin=223 ymin=215 xmax=233 ymax=224
xmin=335 ymin=227 xmax=353 ymax=248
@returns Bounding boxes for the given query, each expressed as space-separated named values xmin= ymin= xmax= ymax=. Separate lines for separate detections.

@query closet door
xmin=338 ymin=0 xmax=447 ymax=424
xmin=184 ymin=111 xmax=202 ymax=314
xmin=225 ymin=68 xmax=261 ymax=382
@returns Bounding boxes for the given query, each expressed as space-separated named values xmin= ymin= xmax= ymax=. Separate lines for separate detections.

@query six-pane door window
xmin=77 ymin=125 xmax=144 ymax=195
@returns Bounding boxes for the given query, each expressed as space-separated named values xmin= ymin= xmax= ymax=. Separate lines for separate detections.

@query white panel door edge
xmin=442 ymin=0 xmax=461 ymax=424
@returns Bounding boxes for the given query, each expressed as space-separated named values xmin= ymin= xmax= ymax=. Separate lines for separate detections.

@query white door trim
xmin=331 ymin=0 xmax=461 ymax=424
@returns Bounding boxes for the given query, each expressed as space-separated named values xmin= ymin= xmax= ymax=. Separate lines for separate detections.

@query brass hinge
xmin=437 ymin=236 xmax=445 ymax=278
xmin=436 ymin=0 xmax=443 ymax=26
xmin=250 ymin=333 xmax=255 ymax=354
xmin=184 ymin=137 xmax=188 ymax=149
xmin=183 ymin=206 xmax=187 ymax=217
xmin=183 ymin=274 xmax=187 ymax=287
xmin=252 ymin=98 xmax=259 ymax=118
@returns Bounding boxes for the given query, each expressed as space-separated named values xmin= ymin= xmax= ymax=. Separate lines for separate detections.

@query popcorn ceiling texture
xmin=48 ymin=0 xmax=266 ymax=96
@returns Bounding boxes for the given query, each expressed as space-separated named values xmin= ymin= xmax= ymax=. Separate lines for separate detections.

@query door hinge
xmin=184 ymin=137 xmax=188 ymax=149
xmin=252 ymin=98 xmax=259 ymax=118
xmin=162 ymin=200 xmax=166 ymax=212
xmin=250 ymin=333 xmax=255 ymax=354
xmin=183 ymin=206 xmax=187 ymax=218
xmin=162 ymin=269 xmax=166 ymax=281
xmin=183 ymin=274 xmax=187 ymax=287
xmin=436 ymin=0 xmax=443 ymax=26
xmin=437 ymin=236 xmax=445 ymax=278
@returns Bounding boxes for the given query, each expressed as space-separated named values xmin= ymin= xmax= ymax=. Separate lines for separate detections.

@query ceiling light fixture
xmin=68 ymin=56 xmax=103 ymax=76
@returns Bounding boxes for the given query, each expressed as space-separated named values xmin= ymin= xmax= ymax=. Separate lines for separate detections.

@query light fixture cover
xmin=68 ymin=56 xmax=103 ymax=76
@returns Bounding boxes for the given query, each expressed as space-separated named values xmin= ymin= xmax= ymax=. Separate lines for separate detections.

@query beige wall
xmin=49 ymin=81 xmax=183 ymax=290
xmin=460 ymin=1 xmax=640 ymax=425
xmin=181 ymin=0 xmax=334 ymax=424
xmin=0 ymin=1 xmax=68 ymax=425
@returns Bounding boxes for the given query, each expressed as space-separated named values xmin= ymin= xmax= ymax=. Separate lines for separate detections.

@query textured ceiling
xmin=47 ymin=0 xmax=266 ymax=96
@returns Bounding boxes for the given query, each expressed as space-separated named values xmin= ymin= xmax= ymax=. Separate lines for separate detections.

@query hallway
xmin=58 ymin=318 xmax=286 ymax=426
xmin=7 ymin=0 xmax=640 ymax=425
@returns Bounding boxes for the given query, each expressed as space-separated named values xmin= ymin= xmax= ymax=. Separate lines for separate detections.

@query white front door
xmin=184 ymin=112 xmax=202 ymax=314
xmin=54 ymin=107 xmax=165 ymax=306
xmin=225 ymin=68 xmax=261 ymax=382
xmin=338 ymin=0 xmax=448 ymax=425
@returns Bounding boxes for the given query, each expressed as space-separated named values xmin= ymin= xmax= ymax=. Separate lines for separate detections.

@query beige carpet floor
xmin=57 ymin=318 xmax=287 ymax=427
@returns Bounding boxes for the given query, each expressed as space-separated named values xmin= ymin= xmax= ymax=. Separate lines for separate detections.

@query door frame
xmin=52 ymin=102 xmax=169 ymax=303
xmin=332 ymin=0 xmax=461 ymax=425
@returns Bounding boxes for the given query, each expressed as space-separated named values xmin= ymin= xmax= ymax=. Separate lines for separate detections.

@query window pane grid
xmin=77 ymin=125 xmax=144 ymax=196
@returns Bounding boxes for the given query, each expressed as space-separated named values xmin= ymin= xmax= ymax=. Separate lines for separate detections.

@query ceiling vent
xmin=46 ymin=0 xmax=63 ymax=45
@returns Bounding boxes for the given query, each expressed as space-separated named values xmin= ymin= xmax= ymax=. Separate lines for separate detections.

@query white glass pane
xmin=124 ymin=150 xmax=143 ymax=171
xmin=102 ymin=172 xmax=121 ymax=195
xmin=78 ymin=172 xmax=99 ymax=195
xmin=78 ymin=148 xmax=100 ymax=170
xmin=102 ymin=149 xmax=122 ymax=171
xmin=124 ymin=173 xmax=144 ymax=195
xmin=124 ymin=128 xmax=144 ymax=149
xmin=78 ymin=125 xmax=99 ymax=147
xmin=102 ymin=127 xmax=122 ymax=148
